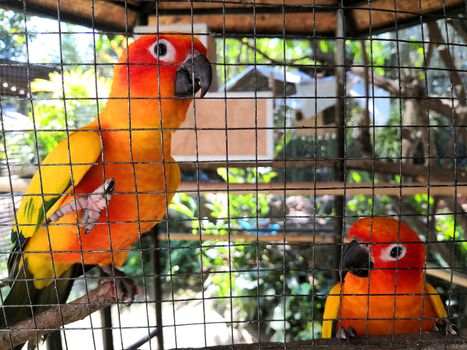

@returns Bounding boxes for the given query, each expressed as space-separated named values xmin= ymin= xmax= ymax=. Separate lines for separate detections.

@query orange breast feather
xmin=339 ymin=272 xmax=437 ymax=336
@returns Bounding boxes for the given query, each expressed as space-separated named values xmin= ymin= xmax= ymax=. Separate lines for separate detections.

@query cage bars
xmin=0 ymin=0 xmax=465 ymax=349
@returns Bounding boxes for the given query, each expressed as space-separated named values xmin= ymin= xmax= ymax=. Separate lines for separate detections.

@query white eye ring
xmin=381 ymin=244 xmax=407 ymax=262
xmin=148 ymin=39 xmax=175 ymax=62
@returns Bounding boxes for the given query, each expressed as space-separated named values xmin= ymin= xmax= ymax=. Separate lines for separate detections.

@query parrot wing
xmin=8 ymin=127 xmax=102 ymax=279
xmin=425 ymin=283 xmax=448 ymax=318
xmin=322 ymin=283 xmax=342 ymax=339
xmin=167 ymin=156 xmax=181 ymax=204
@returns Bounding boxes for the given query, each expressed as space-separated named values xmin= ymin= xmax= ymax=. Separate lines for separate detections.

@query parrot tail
xmin=0 ymin=264 xmax=83 ymax=349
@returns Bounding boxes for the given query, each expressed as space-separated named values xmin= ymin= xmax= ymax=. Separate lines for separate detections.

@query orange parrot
xmin=1 ymin=34 xmax=212 ymax=336
xmin=322 ymin=217 xmax=458 ymax=338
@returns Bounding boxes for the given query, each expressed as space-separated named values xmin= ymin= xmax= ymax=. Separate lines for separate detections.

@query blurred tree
xmin=0 ymin=9 xmax=26 ymax=60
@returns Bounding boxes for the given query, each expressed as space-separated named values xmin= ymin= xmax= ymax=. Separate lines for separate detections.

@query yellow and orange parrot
xmin=1 ymin=34 xmax=212 ymax=334
xmin=322 ymin=217 xmax=458 ymax=338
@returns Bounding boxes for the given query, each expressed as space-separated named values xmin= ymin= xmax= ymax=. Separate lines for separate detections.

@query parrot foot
xmin=433 ymin=319 xmax=463 ymax=341
xmin=336 ymin=326 xmax=357 ymax=343
xmin=46 ymin=178 xmax=115 ymax=235
xmin=101 ymin=265 xmax=138 ymax=305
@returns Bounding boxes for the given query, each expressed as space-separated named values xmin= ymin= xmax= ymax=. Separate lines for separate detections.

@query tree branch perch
xmin=0 ymin=282 xmax=118 ymax=350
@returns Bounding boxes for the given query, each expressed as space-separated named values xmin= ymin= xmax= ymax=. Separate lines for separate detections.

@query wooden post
xmin=100 ymin=307 xmax=113 ymax=350
xmin=45 ymin=330 xmax=62 ymax=350
xmin=99 ymin=267 xmax=114 ymax=350
xmin=334 ymin=4 xmax=346 ymax=282
xmin=150 ymin=225 xmax=164 ymax=350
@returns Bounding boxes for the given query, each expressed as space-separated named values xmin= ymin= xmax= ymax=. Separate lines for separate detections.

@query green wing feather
xmin=9 ymin=129 xmax=102 ymax=276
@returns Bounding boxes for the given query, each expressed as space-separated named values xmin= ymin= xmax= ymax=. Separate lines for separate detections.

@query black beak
xmin=342 ymin=239 xmax=373 ymax=278
xmin=175 ymin=52 xmax=212 ymax=98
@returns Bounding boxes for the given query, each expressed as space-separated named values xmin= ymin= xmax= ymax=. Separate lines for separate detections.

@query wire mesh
xmin=0 ymin=1 xmax=465 ymax=349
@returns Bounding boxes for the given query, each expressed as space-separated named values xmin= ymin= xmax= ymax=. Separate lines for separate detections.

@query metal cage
xmin=0 ymin=1 xmax=465 ymax=349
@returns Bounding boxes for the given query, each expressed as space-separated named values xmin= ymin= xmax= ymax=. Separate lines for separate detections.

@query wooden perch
xmin=175 ymin=331 xmax=466 ymax=350
xmin=0 ymin=282 xmax=117 ymax=350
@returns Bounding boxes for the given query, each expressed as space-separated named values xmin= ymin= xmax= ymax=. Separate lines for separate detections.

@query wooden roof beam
xmin=150 ymin=12 xmax=337 ymax=36
xmin=1 ymin=0 xmax=140 ymax=32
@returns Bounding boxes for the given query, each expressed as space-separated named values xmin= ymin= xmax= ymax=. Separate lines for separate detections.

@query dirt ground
xmin=54 ymin=293 xmax=258 ymax=349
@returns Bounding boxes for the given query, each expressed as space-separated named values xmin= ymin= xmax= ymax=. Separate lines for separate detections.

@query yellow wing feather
xmin=425 ymin=283 xmax=448 ymax=319
xmin=13 ymin=129 xmax=102 ymax=239
xmin=322 ymin=283 xmax=342 ymax=339
xmin=167 ymin=156 xmax=181 ymax=204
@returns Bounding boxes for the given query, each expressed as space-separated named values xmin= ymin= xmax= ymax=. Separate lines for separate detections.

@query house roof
xmin=218 ymin=66 xmax=314 ymax=92
xmin=1 ymin=0 xmax=464 ymax=37
xmin=0 ymin=58 xmax=58 ymax=96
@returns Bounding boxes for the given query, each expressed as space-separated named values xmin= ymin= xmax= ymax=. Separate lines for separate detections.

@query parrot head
xmin=107 ymin=34 xmax=212 ymax=128
xmin=112 ymin=34 xmax=212 ymax=98
xmin=342 ymin=217 xmax=426 ymax=278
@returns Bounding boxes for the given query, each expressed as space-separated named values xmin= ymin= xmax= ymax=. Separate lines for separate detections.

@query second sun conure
xmin=322 ymin=217 xmax=458 ymax=338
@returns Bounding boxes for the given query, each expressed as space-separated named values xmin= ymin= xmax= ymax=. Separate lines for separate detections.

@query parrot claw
xmin=46 ymin=178 xmax=115 ymax=235
xmin=336 ymin=326 xmax=357 ymax=342
xmin=433 ymin=319 xmax=463 ymax=341
xmin=101 ymin=265 xmax=138 ymax=305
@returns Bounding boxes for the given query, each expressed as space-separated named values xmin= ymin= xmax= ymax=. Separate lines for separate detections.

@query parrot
xmin=322 ymin=217 xmax=458 ymax=339
xmin=0 ymin=33 xmax=212 ymax=341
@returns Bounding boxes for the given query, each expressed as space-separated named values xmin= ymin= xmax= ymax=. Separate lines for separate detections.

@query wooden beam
xmin=1 ymin=177 xmax=465 ymax=197
xmin=148 ymin=0 xmax=464 ymax=36
xmin=177 ymin=159 xmax=467 ymax=184
xmin=156 ymin=0 xmax=337 ymax=10
xmin=352 ymin=0 xmax=464 ymax=34
xmin=160 ymin=233 xmax=336 ymax=244
xmin=149 ymin=12 xmax=337 ymax=36
xmin=1 ymin=0 xmax=464 ymax=37
xmin=1 ymin=0 xmax=139 ymax=32
xmin=426 ymin=263 xmax=467 ymax=289
xmin=177 ymin=182 xmax=466 ymax=197
xmin=0 ymin=176 xmax=30 ymax=193
xmin=174 ymin=331 xmax=466 ymax=350
xmin=159 ymin=236 xmax=467 ymax=288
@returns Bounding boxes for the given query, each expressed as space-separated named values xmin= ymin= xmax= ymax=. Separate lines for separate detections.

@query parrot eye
xmin=390 ymin=246 xmax=403 ymax=258
xmin=381 ymin=243 xmax=407 ymax=261
xmin=149 ymin=39 xmax=175 ymax=62
xmin=154 ymin=43 xmax=167 ymax=56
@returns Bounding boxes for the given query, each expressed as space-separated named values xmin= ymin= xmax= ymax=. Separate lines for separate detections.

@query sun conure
xmin=1 ymin=34 xmax=212 ymax=336
xmin=322 ymin=217 xmax=458 ymax=338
